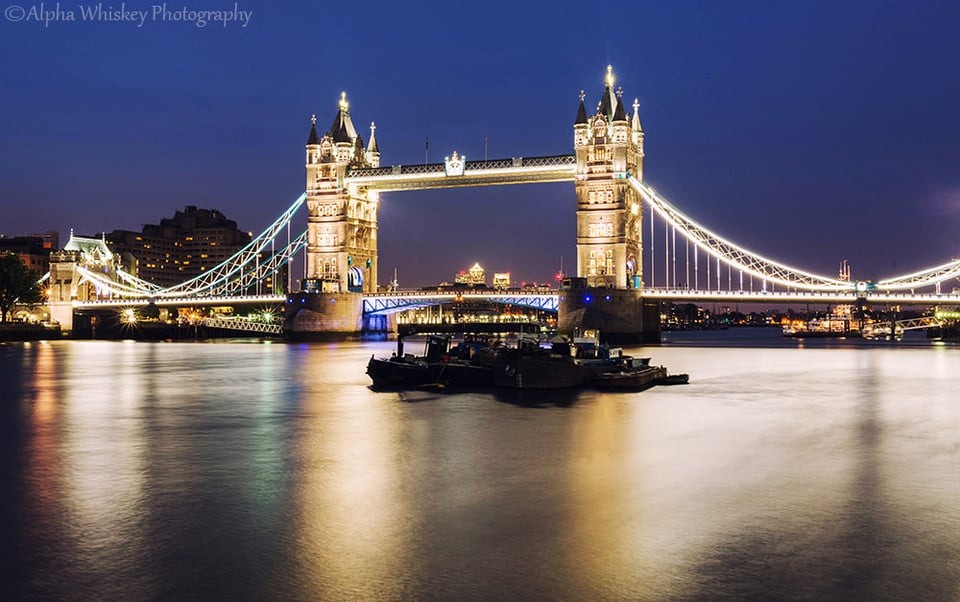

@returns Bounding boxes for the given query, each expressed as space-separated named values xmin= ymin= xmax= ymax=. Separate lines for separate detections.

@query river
xmin=2 ymin=329 xmax=959 ymax=600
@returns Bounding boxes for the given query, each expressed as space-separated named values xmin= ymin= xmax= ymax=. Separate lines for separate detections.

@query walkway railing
xmin=201 ymin=317 xmax=283 ymax=336
xmin=347 ymin=154 xmax=575 ymax=178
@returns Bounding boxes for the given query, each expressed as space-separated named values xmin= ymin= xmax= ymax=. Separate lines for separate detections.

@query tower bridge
xmin=45 ymin=66 xmax=960 ymax=340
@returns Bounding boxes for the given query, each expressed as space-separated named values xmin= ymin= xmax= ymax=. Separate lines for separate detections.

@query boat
xmin=593 ymin=362 xmax=667 ymax=390
xmin=492 ymin=331 xmax=639 ymax=389
xmin=369 ymin=329 xmax=690 ymax=392
xmin=658 ymin=373 xmax=690 ymax=385
xmin=492 ymin=352 xmax=599 ymax=389
xmin=366 ymin=334 xmax=495 ymax=389
xmin=782 ymin=315 xmax=860 ymax=338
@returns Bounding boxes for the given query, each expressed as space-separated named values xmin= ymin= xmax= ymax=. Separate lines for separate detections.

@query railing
xmin=347 ymin=154 xmax=576 ymax=178
xmin=75 ymin=294 xmax=287 ymax=308
xmin=201 ymin=317 xmax=283 ymax=335
xmin=362 ymin=290 xmax=560 ymax=315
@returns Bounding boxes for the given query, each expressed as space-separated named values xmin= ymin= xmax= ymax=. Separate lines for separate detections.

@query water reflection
xmin=3 ymin=339 xmax=960 ymax=600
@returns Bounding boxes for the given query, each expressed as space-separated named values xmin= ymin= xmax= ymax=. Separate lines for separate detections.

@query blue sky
xmin=2 ymin=0 xmax=960 ymax=286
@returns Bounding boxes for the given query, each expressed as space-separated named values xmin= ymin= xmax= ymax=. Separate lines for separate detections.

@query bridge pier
xmin=283 ymin=292 xmax=371 ymax=340
xmin=558 ymin=286 xmax=660 ymax=344
xmin=48 ymin=302 xmax=74 ymax=335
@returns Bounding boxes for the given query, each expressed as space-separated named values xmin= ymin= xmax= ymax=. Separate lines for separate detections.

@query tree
xmin=0 ymin=252 xmax=41 ymax=323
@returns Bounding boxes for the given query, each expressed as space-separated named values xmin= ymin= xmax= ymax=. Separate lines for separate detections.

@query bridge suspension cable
xmin=633 ymin=177 xmax=960 ymax=294
xmin=153 ymin=192 xmax=306 ymax=298
xmin=73 ymin=192 xmax=307 ymax=301
xmin=631 ymin=177 xmax=855 ymax=292
xmin=873 ymin=258 xmax=960 ymax=291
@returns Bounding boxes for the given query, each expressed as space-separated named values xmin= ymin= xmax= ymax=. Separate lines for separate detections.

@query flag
xmin=425 ymin=135 xmax=429 ymax=151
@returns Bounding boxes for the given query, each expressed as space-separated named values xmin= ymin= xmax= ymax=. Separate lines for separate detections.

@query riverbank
xmin=0 ymin=323 xmax=62 ymax=341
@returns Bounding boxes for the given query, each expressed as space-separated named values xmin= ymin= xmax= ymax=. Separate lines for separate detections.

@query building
xmin=0 ymin=231 xmax=59 ymax=275
xmin=454 ymin=263 xmax=486 ymax=286
xmin=492 ymin=272 xmax=510 ymax=290
xmin=103 ymin=206 xmax=284 ymax=291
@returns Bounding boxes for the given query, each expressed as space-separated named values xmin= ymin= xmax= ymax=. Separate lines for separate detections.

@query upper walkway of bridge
xmin=345 ymin=154 xmax=576 ymax=191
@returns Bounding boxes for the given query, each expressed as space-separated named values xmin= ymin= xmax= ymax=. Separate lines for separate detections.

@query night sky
xmin=3 ymin=0 xmax=960 ymax=288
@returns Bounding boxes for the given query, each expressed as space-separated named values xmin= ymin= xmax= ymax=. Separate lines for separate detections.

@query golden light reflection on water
xmin=291 ymin=344 xmax=413 ymax=599
xmin=60 ymin=343 xmax=150 ymax=592
xmin=24 ymin=342 xmax=63 ymax=547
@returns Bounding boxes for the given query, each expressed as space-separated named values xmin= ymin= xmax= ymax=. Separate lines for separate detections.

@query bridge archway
xmin=347 ymin=266 xmax=364 ymax=293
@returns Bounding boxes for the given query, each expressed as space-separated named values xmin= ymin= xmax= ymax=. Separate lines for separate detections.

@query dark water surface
xmin=2 ymin=330 xmax=960 ymax=600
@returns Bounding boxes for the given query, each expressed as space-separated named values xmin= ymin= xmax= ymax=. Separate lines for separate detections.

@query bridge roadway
xmin=73 ymin=289 xmax=960 ymax=312
xmin=360 ymin=288 xmax=960 ymax=314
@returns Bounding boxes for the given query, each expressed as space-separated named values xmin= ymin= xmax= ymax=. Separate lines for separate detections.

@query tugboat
xmin=492 ymin=331 xmax=637 ymax=390
xmin=492 ymin=335 xmax=598 ymax=389
xmin=366 ymin=334 xmax=494 ymax=389
xmin=593 ymin=357 xmax=667 ymax=390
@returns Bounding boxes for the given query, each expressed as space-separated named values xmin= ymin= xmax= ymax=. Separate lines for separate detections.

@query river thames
xmin=2 ymin=329 xmax=959 ymax=600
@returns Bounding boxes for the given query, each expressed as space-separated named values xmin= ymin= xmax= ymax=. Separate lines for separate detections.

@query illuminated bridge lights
xmin=58 ymin=158 xmax=960 ymax=310
xmin=361 ymin=291 xmax=561 ymax=315
xmin=74 ymin=294 xmax=287 ymax=309
xmin=345 ymin=155 xmax=577 ymax=191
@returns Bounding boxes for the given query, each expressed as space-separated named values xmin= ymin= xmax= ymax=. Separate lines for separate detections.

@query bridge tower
xmin=574 ymin=66 xmax=645 ymax=289
xmin=46 ymin=233 xmax=123 ymax=334
xmin=304 ymin=92 xmax=380 ymax=295
xmin=560 ymin=67 xmax=659 ymax=343
xmin=287 ymin=93 xmax=384 ymax=339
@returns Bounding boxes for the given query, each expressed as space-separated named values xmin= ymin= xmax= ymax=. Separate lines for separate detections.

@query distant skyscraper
xmin=455 ymin=263 xmax=486 ymax=285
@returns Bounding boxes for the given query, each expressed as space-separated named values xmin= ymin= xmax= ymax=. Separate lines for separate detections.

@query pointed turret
xmin=332 ymin=116 xmax=352 ymax=144
xmin=574 ymin=90 xmax=590 ymax=147
xmin=328 ymin=91 xmax=358 ymax=142
xmin=631 ymin=98 xmax=643 ymax=132
xmin=364 ymin=121 xmax=381 ymax=168
xmin=575 ymin=90 xmax=588 ymax=124
xmin=597 ymin=65 xmax=618 ymax=121
xmin=612 ymin=86 xmax=627 ymax=122
xmin=367 ymin=121 xmax=379 ymax=154
xmin=631 ymin=98 xmax=644 ymax=149
xmin=307 ymin=114 xmax=320 ymax=145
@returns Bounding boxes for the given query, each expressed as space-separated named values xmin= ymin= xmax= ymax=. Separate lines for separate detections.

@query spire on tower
xmin=307 ymin=114 xmax=320 ymax=145
xmin=367 ymin=121 xmax=379 ymax=153
xmin=612 ymin=86 xmax=627 ymax=122
xmin=328 ymin=91 xmax=358 ymax=142
xmin=598 ymin=66 xmax=617 ymax=121
xmin=631 ymin=98 xmax=643 ymax=132
xmin=333 ymin=117 xmax=351 ymax=143
xmin=575 ymin=90 xmax=588 ymax=125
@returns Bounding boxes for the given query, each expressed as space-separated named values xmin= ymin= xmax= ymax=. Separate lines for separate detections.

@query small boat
xmin=657 ymin=373 xmax=690 ymax=385
xmin=592 ymin=363 xmax=667 ymax=390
